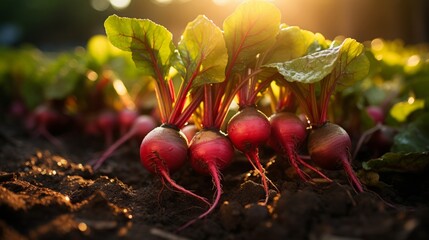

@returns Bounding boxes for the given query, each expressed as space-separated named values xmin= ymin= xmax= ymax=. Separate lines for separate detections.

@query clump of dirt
xmin=1 ymin=121 xmax=428 ymax=240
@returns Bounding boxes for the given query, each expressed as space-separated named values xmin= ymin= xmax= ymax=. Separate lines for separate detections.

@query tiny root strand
xmin=285 ymin=146 xmax=312 ymax=182
xmin=158 ymin=168 xmax=211 ymax=206
xmin=341 ymin=157 xmax=364 ymax=193
xmin=246 ymin=150 xmax=272 ymax=205
xmin=176 ymin=162 xmax=222 ymax=232
xmin=296 ymin=156 xmax=332 ymax=182
xmin=286 ymin=145 xmax=332 ymax=183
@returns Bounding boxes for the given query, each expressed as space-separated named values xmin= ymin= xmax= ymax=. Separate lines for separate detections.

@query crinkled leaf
xmin=104 ymin=15 xmax=175 ymax=80
xmin=391 ymin=113 xmax=429 ymax=152
xmin=307 ymin=33 xmax=329 ymax=53
xmin=334 ymin=39 xmax=370 ymax=90
xmin=223 ymin=0 xmax=280 ymax=74
xmin=265 ymin=38 xmax=369 ymax=87
xmin=177 ymin=15 xmax=227 ymax=87
xmin=363 ymin=152 xmax=429 ymax=173
xmin=265 ymin=44 xmax=342 ymax=83
xmin=264 ymin=26 xmax=317 ymax=64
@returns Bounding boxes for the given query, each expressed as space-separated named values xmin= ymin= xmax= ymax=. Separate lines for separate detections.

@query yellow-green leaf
xmin=390 ymin=98 xmax=425 ymax=122
xmin=104 ymin=15 xmax=175 ymax=80
xmin=334 ymin=38 xmax=370 ymax=90
xmin=178 ymin=15 xmax=227 ymax=87
xmin=223 ymin=0 xmax=281 ymax=74
xmin=87 ymin=35 xmax=123 ymax=66
xmin=264 ymin=26 xmax=317 ymax=64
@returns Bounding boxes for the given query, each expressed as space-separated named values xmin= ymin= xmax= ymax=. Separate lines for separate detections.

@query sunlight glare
xmin=212 ymin=0 xmax=274 ymax=5
xmin=110 ymin=0 xmax=131 ymax=9
xmin=113 ymin=79 xmax=136 ymax=109
xmin=113 ymin=79 xmax=127 ymax=96
xmin=151 ymin=0 xmax=173 ymax=5
xmin=212 ymin=0 xmax=230 ymax=6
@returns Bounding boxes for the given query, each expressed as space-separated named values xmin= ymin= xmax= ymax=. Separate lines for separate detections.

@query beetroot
xmin=190 ymin=130 xmax=234 ymax=175
xmin=96 ymin=110 xmax=118 ymax=147
xmin=140 ymin=125 xmax=210 ymax=205
xmin=26 ymin=104 xmax=70 ymax=148
xmin=181 ymin=124 xmax=199 ymax=143
xmin=308 ymin=122 xmax=363 ymax=192
xmin=227 ymin=107 xmax=273 ymax=204
xmin=366 ymin=105 xmax=385 ymax=124
xmin=118 ymin=108 xmax=139 ymax=135
xmin=178 ymin=129 xmax=235 ymax=230
xmin=270 ymin=112 xmax=331 ymax=182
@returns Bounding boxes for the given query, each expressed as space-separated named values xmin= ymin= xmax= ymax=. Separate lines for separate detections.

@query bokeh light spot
xmin=110 ymin=0 xmax=132 ymax=10
xmin=91 ymin=0 xmax=110 ymax=11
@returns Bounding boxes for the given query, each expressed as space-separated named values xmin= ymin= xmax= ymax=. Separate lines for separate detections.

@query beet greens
xmin=103 ymin=0 xmax=372 ymax=231
xmin=265 ymin=38 xmax=370 ymax=192
xmin=105 ymin=13 xmax=233 ymax=205
xmin=221 ymin=0 xmax=282 ymax=204
xmin=182 ymin=0 xmax=282 ymax=227
xmin=262 ymin=26 xmax=332 ymax=182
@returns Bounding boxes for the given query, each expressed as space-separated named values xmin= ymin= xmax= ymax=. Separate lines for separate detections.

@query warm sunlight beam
xmin=212 ymin=0 xmax=231 ymax=6
xmin=151 ymin=0 xmax=173 ymax=5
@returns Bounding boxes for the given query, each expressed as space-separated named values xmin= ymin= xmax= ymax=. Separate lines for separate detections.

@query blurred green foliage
xmin=0 ymin=0 xmax=113 ymax=49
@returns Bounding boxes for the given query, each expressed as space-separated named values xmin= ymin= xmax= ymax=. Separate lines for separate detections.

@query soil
xmin=1 ymin=119 xmax=429 ymax=240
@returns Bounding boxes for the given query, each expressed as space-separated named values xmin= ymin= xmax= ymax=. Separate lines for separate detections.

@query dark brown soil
xmin=1 ymin=120 xmax=428 ymax=240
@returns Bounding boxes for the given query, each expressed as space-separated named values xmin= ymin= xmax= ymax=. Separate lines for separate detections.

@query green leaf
xmin=43 ymin=52 xmax=86 ymax=100
xmin=363 ymin=152 xmax=429 ymax=173
xmin=0 ymin=47 xmax=45 ymax=108
xmin=104 ymin=15 xmax=175 ymax=80
xmin=265 ymin=38 xmax=369 ymax=86
xmin=390 ymin=99 xmax=425 ymax=122
xmin=363 ymin=84 xmax=389 ymax=107
xmin=265 ymin=44 xmax=342 ymax=84
xmin=177 ymin=15 xmax=227 ymax=87
xmin=21 ymin=80 xmax=44 ymax=109
xmin=264 ymin=26 xmax=317 ymax=64
xmin=87 ymin=35 xmax=123 ymax=66
xmin=407 ymin=75 xmax=429 ymax=99
xmin=391 ymin=113 xmax=429 ymax=152
xmin=223 ymin=0 xmax=281 ymax=74
xmin=334 ymin=38 xmax=370 ymax=90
